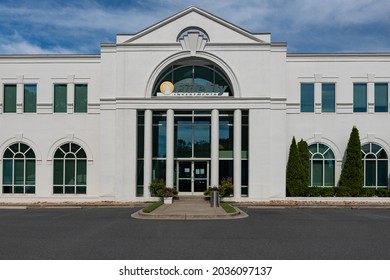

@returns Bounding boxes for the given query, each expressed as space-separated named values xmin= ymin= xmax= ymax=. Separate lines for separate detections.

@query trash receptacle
xmin=210 ymin=190 xmax=220 ymax=207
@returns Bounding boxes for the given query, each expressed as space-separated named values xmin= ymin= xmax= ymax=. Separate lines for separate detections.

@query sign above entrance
xmin=157 ymin=81 xmax=229 ymax=97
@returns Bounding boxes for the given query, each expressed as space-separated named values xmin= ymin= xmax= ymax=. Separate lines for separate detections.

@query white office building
xmin=1 ymin=7 xmax=389 ymax=203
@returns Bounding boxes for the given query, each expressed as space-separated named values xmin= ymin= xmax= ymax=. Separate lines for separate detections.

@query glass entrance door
xmin=177 ymin=161 xmax=209 ymax=194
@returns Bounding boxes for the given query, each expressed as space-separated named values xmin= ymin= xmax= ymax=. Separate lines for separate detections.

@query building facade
xmin=1 ymin=7 xmax=389 ymax=203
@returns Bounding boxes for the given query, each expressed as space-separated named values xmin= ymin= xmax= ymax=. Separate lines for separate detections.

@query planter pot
xmin=163 ymin=197 xmax=173 ymax=204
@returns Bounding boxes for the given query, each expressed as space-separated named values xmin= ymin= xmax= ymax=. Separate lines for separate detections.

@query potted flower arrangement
xmin=157 ymin=187 xmax=178 ymax=204
xmin=148 ymin=179 xmax=178 ymax=204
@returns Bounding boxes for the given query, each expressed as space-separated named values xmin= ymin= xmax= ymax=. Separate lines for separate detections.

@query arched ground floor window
xmin=2 ymin=143 xmax=36 ymax=194
xmin=362 ymin=143 xmax=388 ymax=187
xmin=309 ymin=143 xmax=335 ymax=186
xmin=53 ymin=143 xmax=87 ymax=194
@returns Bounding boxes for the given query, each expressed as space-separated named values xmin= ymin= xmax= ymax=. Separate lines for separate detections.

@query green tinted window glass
xmin=76 ymin=160 xmax=87 ymax=185
xmin=194 ymin=126 xmax=211 ymax=157
xmin=53 ymin=160 xmax=64 ymax=185
xmin=152 ymin=125 xmax=166 ymax=158
xmin=54 ymin=149 xmax=65 ymax=158
xmin=54 ymin=84 xmax=67 ymax=113
xmin=14 ymin=160 xmax=24 ymax=185
xmin=74 ymin=84 xmax=88 ymax=113
xmin=76 ymin=186 xmax=86 ymax=194
xmin=378 ymin=149 xmax=388 ymax=159
xmin=219 ymin=125 xmax=234 ymax=158
xmin=53 ymin=186 xmax=63 ymax=194
xmin=353 ymin=83 xmax=367 ymax=112
xmin=4 ymin=148 xmax=14 ymax=158
xmin=25 ymin=160 xmax=35 ymax=185
xmin=241 ymin=125 xmax=248 ymax=159
xmin=137 ymin=123 xmax=144 ymax=158
xmin=324 ymin=160 xmax=335 ymax=186
xmin=76 ymin=148 xmax=86 ymax=158
xmin=152 ymin=160 xmax=166 ymax=181
xmin=365 ymin=160 xmax=376 ymax=186
xmin=137 ymin=159 xmax=144 ymax=186
xmin=372 ymin=144 xmax=381 ymax=154
xmin=301 ymin=83 xmax=314 ymax=112
xmin=322 ymin=83 xmax=335 ymax=112
xmin=25 ymin=149 xmax=35 ymax=158
xmin=2 ymin=159 xmax=12 ymax=184
xmin=4 ymin=85 xmax=16 ymax=113
xmin=375 ymin=83 xmax=388 ymax=112
xmin=65 ymin=160 xmax=75 ymax=185
xmin=24 ymin=84 xmax=37 ymax=113
xmin=378 ymin=161 xmax=388 ymax=186
xmin=20 ymin=143 xmax=29 ymax=153
xmin=312 ymin=161 xmax=323 ymax=186
xmin=175 ymin=126 xmax=192 ymax=157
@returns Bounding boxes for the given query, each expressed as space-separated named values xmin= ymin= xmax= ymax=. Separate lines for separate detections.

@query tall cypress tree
xmin=298 ymin=139 xmax=310 ymax=187
xmin=339 ymin=126 xmax=363 ymax=189
xmin=286 ymin=137 xmax=305 ymax=196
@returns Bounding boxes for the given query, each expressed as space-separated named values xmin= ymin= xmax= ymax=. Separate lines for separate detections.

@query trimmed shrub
xmin=286 ymin=137 xmax=306 ymax=196
xmin=298 ymin=139 xmax=310 ymax=187
xmin=339 ymin=126 xmax=364 ymax=190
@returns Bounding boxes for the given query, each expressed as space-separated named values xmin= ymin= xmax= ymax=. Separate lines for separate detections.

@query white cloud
xmin=0 ymin=0 xmax=390 ymax=54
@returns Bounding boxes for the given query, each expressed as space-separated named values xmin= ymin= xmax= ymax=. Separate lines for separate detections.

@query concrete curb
xmin=131 ymin=206 xmax=248 ymax=220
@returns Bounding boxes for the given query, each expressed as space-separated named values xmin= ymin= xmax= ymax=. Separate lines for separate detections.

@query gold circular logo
xmin=160 ymin=81 xmax=174 ymax=95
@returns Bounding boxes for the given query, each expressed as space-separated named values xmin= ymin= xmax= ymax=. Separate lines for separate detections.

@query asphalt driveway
xmin=0 ymin=207 xmax=389 ymax=259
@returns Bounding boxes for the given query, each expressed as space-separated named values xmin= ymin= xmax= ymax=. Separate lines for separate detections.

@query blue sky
xmin=1 ymin=0 xmax=390 ymax=54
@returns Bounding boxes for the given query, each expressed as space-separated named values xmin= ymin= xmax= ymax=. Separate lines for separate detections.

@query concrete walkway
xmin=131 ymin=196 xmax=248 ymax=220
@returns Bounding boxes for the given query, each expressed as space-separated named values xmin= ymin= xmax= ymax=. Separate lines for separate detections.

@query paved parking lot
xmin=0 ymin=207 xmax=389 ymax=259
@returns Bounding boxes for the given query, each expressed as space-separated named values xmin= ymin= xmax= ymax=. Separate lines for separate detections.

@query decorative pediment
xmin=117 ymin=6 xmax=267 ymax=45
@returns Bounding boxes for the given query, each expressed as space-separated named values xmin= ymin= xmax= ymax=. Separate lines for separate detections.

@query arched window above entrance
xmin=152 ymin=58 xmax=233 ymax=97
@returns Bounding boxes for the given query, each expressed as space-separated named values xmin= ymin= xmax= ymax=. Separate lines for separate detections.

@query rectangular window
xmin=300 ymin=83 xmax=314 ymax=112
xmin=74 ymin=84 xmax=88 ymax=113
xmin=375 ymin=83 xmax=388 ymax=112
xmin=4 ymin=84 xmax=17 ymax=113
xmin=54 ymin=84 xmax=67 ymax=113
xmin=322 ymin=83 xmax=335 ymax=112
xmin=353 ymin=83 xmax=367 ymax=112
xmin=24 ymin=84 xmax=37 ymax=113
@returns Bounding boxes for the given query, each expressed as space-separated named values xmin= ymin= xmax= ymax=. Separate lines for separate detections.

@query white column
xmin=67 ymin=74 xmax=75 ymax=114
xmin=211 ymin=109 xmax=219 ymax=188
xmin=143 ymin=109 xmax=153 ymax=198
xmin=314 ymin=74 xmax=322 ymax=114
xmin=166 ymin=109 xmax=174 ymax=188
xmin=367 ymin=74 xmax=375 ymax=114
xmin=16 ymin=75 xmax=23 ymax=114
xmin=234 ymin=109 xmax=242 ymax=199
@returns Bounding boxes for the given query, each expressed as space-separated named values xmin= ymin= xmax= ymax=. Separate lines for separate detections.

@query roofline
xmin=0 ymin=54 xmax=100 ymax=59
xmin=123 ymin=6 xmax=264 ymax=44
xmin=287 ymin=52 xmax=390 ymax=58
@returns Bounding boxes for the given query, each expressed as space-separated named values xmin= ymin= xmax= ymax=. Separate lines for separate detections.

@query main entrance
xmin=177 ymin=161 xmax=209 ymax=194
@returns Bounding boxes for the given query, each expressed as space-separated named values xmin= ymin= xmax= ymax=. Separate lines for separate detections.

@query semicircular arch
xmin=145 ymin=51 xmax=241 ymax=98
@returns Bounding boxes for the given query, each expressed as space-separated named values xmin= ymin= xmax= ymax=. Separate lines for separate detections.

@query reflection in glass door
xmin=177 ymin=161 xmax=209 ymax=194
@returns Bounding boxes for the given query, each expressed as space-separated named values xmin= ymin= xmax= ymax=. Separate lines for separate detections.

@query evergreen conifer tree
xmin=298 ymin=139 xmax=310 ymax=187
xmin=339 ymin=126 xmax=363 ymax=189
xmin=286 ymin=137 xmax=306 ymax=196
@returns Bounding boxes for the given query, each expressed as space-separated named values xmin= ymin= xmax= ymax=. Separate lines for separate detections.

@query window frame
xmin=53 ymin=84 xmax=67 ymax=113
xmin=23 ymin=84 xmax=37 ymax=113
xmin=300 ymin=83 xmax=315 ymax=113
xmin=321 ymin=83 xmax=336 ymax=113
xmin=353 ymin=83 xmax=367 ymax=113
xmin=3 ymin=84 xmax=17 ymax=113
xmin=308 ymin=143 xmax=335 ymax=187
xmin=53 ymin=143 xmax=87 ymax=194
xmin=2 ymin=143 xmax=36 ymax=194
xmin=74 ymin=84 xmax=88 ymax=113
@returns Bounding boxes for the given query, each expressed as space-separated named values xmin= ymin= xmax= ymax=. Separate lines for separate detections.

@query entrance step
xmin=176 ymin=195 xmax=206 ymax=201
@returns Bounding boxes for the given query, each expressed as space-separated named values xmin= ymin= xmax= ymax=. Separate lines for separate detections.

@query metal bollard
xmin=210 ymin=190 xmax=220 ymax=207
